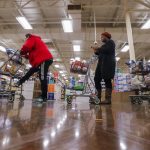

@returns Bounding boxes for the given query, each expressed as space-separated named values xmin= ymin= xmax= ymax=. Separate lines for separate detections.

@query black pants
xmin=19 ymin=59 xmax=53 ymax=99
xmin=94 ymin=64 xmax=112 ymax=91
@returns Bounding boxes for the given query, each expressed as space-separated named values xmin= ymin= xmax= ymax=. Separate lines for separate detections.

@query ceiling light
xmin=141 ymin=19 xmax=150 ymax=29
xmin=116 ymin=57 xmax=120 ymax=61
xmin=73 ymin=45 xmax=80 ymax=51
xmin=0 ymin=46 xmax=6 ymax=52
xmin=55 ymin=64 xmax=59 ymax=68
xmin=121 ymin=45 xmax=129 ymax=52
xmin=16 ymin=16 xmax=33 ymax=29
xmin=61 ymin=19 xmax=73 ymax=33
xmin=62 ymin=74 xmax=65 ymax=77
xmin=75 ymin=57 xmax=80 ymax=61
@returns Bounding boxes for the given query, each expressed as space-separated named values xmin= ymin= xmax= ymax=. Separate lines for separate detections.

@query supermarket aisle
xmin=0 ymin=99 xmax=150 ymax=150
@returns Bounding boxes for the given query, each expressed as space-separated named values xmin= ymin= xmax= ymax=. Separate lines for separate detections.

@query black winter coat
xmin=95 ymin=39 xmax=116 ymax=79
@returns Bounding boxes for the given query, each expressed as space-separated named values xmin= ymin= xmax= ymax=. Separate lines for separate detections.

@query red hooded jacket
xmin=21 ymin=34 xmax=53 ymax=67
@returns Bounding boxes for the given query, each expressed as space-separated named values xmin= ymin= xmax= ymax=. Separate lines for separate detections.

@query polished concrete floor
xmin=0 ymin=97 xmax=150 ymax=150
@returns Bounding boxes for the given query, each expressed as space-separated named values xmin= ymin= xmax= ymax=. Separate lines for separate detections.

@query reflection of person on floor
xmin=17 ymin=34 xmax=53 ymax=103
xmin=92 ymin=32 xmax=116 ymax=104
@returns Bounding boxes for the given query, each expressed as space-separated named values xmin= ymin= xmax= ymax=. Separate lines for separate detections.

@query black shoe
xmin=100 ymin=100 xmax=111 ymax=105
xmin=43 ymin=98 xmax=47 ymax=103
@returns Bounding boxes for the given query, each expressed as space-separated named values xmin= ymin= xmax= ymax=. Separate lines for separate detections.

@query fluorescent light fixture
xmin=116 ymin=57 xmax=120 ymax=61
xmin=73 ymin=45 xmax=80 ymax=51
xmin=75 ymin=57 xmax=80 ymax=61
xmin=0 ymin=46 xmax=6 ymax=52
xmin=16 ymin=16 xmax=33 ymax=29
xmin=55 ymin=64 xmax=59 ymax=68
xmin=61 ymin=19 xmax=73 ymax=32
xmin=59 ymin=71 xmax=63 ymax=74
xmin=121 ymin=45 xmax=129 ymax=52
xmin=141 ymin=19 xmax=150 ymax=29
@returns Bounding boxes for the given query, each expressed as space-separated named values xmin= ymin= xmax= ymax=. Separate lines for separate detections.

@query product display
xmin=126 ymin=60 xmax=150 ymax=104
xmin=70 ymin=60 xmax=88 ymax=75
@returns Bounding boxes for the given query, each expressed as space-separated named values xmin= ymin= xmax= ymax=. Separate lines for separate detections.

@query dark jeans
xmin=19 ymin=59 xmax=53 ymax=99
xmin=94 ymin=63 xmax=112 ymax=91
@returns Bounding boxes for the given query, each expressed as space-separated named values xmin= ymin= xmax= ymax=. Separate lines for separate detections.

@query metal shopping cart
xmin=0 ymin=49 xmax=27 ymax=102
xmin=126 ymin=60 xmax=150 ymax=105
xmin=66 ymin=54 xmax=100 ymax=105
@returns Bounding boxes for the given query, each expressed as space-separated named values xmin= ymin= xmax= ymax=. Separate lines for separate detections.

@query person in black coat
xmin=92 ymin=32 xmax=116 ymax=104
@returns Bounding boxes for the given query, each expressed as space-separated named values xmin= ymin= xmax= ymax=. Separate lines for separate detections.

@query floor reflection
xmin=0 ymin=99 xmax=149 ymax=150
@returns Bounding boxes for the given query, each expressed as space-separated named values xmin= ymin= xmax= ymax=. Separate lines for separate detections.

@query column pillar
xmin=125 ymin=11 xmax=136 ymax=61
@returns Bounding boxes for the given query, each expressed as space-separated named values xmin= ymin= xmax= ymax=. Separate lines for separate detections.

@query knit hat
xmin=101 ymin=32 xmax=111 ymax=39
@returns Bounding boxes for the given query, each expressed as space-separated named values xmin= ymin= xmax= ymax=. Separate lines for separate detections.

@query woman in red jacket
xmin=17 ymin=34 xmax=53 ymax=103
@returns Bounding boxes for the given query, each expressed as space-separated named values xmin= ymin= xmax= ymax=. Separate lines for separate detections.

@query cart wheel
xmin=19 ymin=95 xmax=25 ymax=102
xmin=7 ymin=94 xmax=14 ymax=103
xmin=130 ymin=97 xmax=136 ymax=104
xmin=67 ymin=96 xmax=72 ymax=105
xmin=94 ymin=96 xmax=100 ymax=105
xmin=8 ymin=98 xmax=14 ymax=103
xmin=134 ymin=97 xmax=141 ymax=104
xmin=89 ymin=96 xmax=95 ymax=104
xmin=138 ymin=99 xmax=143 ymax=105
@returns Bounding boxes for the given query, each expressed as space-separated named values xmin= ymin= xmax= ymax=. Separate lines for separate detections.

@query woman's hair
xmin=25 ymin=33 xmax=31 ymax=38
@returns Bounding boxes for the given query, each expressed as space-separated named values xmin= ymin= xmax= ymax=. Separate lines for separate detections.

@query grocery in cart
xmin=66 ymin=55 xmax=100 ymax=105
xmin=0 ymin=48 xmax=27 ymax=102
xmin=126 ymin=59 xmax=150 ymax=104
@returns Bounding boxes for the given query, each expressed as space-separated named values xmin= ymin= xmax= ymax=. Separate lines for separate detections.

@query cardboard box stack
xmin=114 ymin=73 xmax=131 ymax=92
xmin=47 ymin=84 xmax=55 ymax=100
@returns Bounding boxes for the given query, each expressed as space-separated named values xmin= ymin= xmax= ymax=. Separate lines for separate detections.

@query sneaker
xmin=35 ymin=97 xmax=47 ymax=103
xmin=43 ymin=98 xmax=47 ymax=103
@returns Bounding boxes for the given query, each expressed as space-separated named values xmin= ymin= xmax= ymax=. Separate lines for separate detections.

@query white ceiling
xmin=0 ymin=0 xmax=150 ymax=79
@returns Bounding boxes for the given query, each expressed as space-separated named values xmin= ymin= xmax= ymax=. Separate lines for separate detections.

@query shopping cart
xmin=126 ymin=60 xmax=150 ymax=105
xmin=66 ymin=54 xmax=100 ymax=105
xmin=0 ymin=49 xmax=27 ymax=102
